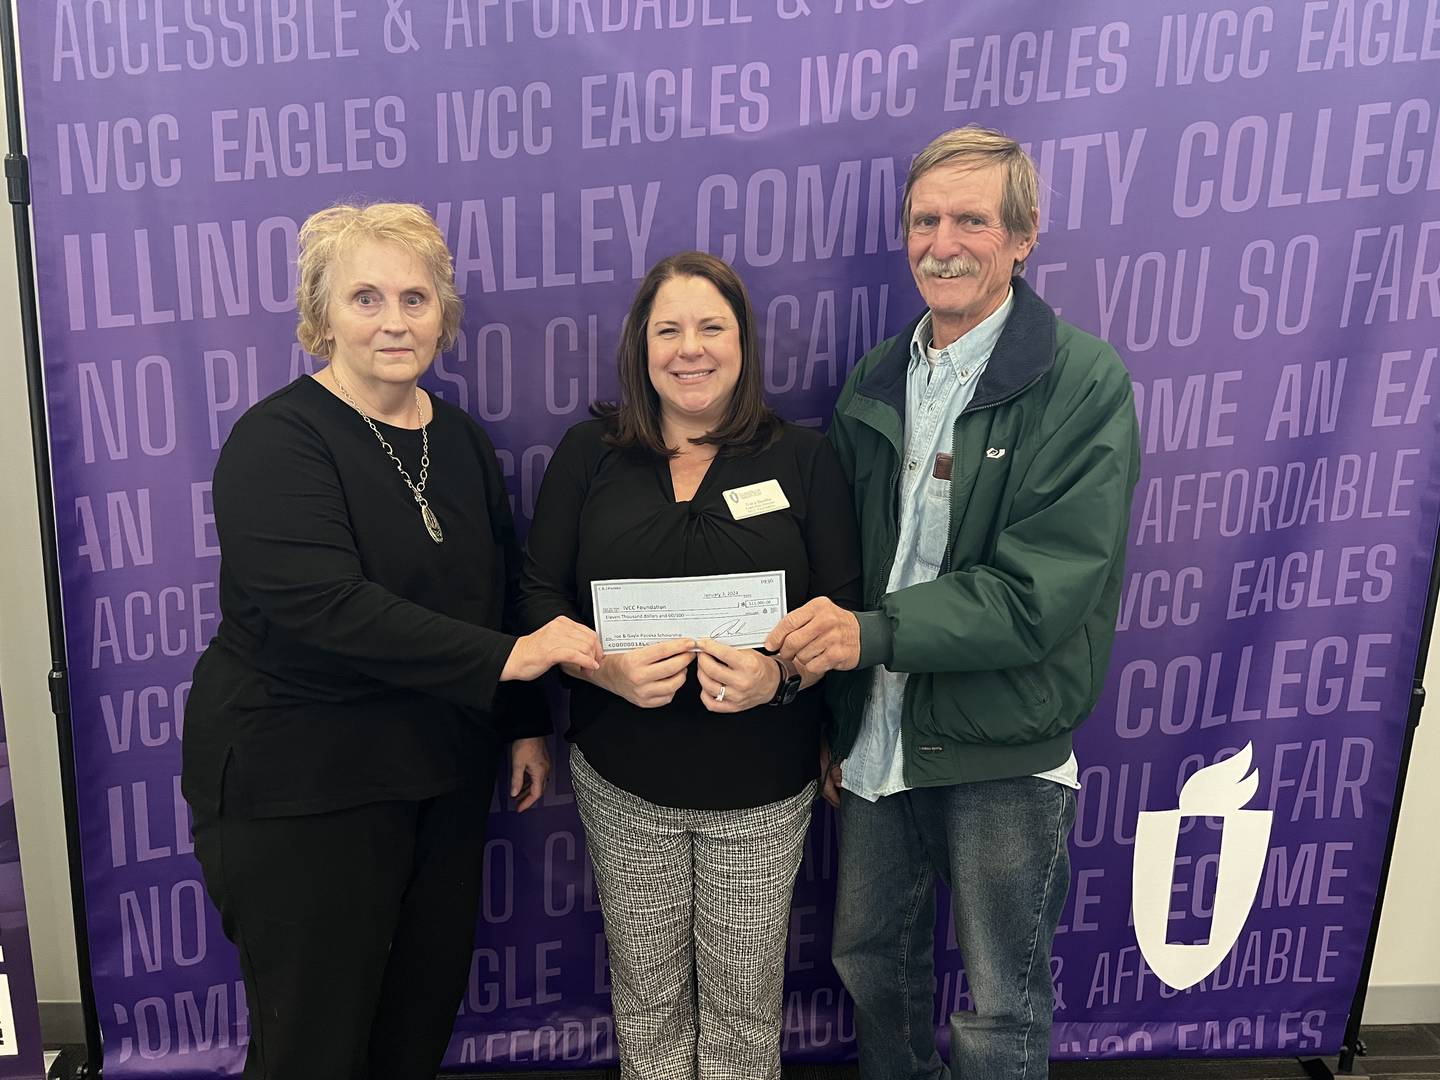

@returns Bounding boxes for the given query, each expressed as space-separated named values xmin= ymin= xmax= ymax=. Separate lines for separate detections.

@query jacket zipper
xmin=870 ymin=455 xmax=902 ymax=607
xmin=892 ymin=365 xmax=1050 ymax=775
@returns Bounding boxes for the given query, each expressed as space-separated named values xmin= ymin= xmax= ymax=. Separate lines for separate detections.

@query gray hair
xmin=902 ymin=125 xmax=1040 ymax=273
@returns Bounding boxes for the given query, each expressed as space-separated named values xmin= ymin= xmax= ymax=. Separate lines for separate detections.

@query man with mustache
xmin=767 ymin=126 xmax=1140 ymax=1080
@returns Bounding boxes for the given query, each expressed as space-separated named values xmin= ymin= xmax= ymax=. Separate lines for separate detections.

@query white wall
xmin=0 ymin=91 xmax=1436 ymax=1041
xmin=0 ymin=95 xmax=82 ymax=1009
xmin=1366 ymin=655 xmax=1440 ymax=1022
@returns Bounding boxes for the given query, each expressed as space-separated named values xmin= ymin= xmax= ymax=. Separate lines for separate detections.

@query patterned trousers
xmin=571 ymin=747 xmax=815 ymax=1080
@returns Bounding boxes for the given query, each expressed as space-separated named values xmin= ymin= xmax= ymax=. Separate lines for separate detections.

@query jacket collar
xmin=854 ymin=275 xmax=1059 ymax=415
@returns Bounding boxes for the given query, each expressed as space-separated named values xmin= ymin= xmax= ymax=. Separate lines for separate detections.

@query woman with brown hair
xmin=521 ymin=251 xmax=862 ymax=1079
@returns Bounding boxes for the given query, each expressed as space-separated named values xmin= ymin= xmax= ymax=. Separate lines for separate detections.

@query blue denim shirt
xmin=842 ymin=291 xmax=1079 ymax=800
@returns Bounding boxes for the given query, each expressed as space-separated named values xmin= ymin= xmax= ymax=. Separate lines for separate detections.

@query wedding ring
xmin=714 ymin=685 xmax=727 ymax=702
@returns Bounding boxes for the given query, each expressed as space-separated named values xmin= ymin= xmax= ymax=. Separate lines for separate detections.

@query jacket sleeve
xmin=875 ymin=351 xmax=1139 ymax=674
xmin=804 ymin=435 xmax=864 ymax=611
xmin=824 ymin=373 xmax=861 ymax=488
xmin=212 ymin=407 xmax=519 ymax=711
xmin=827 ymin=363 xmax=892 ymax=674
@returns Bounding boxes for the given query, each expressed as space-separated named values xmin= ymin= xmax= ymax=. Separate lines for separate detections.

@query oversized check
xmin=591 ymin=571 xmax=787 ymax=652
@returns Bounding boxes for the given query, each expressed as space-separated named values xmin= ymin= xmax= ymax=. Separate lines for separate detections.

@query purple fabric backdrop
xmin=0 ymin=698 xmax=48 ymax=1079
xmin=13 ymin=0 xmax=1440 ymax=1073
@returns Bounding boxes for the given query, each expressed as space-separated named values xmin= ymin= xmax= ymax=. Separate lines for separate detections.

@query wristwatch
xmin=768 ymin=656 xmax=802 ymax=706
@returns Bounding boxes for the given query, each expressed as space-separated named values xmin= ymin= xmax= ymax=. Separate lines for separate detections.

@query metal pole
xmin=1336 ymin=513 xmax=1440 ymax=1074
xmin=0 ymin=1 xmax=103 ymax=1074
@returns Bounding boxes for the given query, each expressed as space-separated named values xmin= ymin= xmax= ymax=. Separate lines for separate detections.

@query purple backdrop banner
xmin=0 ymin=698 xmax=49 ymax=1079
xmin=14 ymin=0 xmax=1440 ymax=1074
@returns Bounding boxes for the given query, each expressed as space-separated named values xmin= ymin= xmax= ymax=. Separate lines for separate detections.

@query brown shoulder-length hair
xmin=594 ymin=251 xmax=781 ymax=457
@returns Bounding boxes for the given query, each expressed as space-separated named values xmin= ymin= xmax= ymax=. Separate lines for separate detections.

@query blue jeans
xmin=832 ymin=778 xmax=1076 ymax=1080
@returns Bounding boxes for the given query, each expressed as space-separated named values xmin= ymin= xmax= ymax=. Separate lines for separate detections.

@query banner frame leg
xmin=48 ymin=1045 xmax=100 ymax=1080
xmin=1337 ymin=1035 xmax=1367 ymax=1074
xmin=1335 ymin=510 xmax=1440 ymax=1073
xmin=0 ymin=0 xmax=105 ymax=1073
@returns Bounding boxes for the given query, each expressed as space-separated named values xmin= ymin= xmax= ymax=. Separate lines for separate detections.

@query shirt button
xmin=908 ymin=460 xmax=917 ymax=470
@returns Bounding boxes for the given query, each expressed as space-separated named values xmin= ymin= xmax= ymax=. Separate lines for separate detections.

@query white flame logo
xmin=1132 ymin=743 xmax=1273 ymax=990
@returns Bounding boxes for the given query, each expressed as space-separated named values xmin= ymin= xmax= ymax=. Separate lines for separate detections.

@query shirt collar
xmin=909 ymin=287 xmax=1015 ymax=373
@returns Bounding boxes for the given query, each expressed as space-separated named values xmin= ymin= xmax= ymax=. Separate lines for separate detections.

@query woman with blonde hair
xmin=182 ymin=201 xmax=599 ymax=1080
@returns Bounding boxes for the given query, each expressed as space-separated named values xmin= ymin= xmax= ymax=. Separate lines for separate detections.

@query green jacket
xmin=826 ymin=276 xmax=1141 ymax=786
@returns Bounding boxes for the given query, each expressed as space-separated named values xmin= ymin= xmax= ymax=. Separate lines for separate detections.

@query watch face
xmin=777 ymin=674 xmax=802 ymax=705
xmin=771 ymin=659 xmax=801 ymax=706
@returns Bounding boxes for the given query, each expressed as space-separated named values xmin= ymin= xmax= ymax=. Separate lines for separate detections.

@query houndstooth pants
xmin=571 ymin=746 xmax=815 ymax=1080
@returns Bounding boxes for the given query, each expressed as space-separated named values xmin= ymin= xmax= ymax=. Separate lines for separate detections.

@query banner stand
xmin=1 ymin=1 xmax=102 ymax=1076
xmin=3 ymin=0 xmax=1436 ymax=1075
xmin=1317 ymin=514 xmax=1440 ymax=1077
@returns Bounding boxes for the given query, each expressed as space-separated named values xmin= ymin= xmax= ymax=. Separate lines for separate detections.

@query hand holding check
xmin=694 ymin=638 xmax=781 ymax=713
xmin=503 ymin=615 xmax=602 ymax=681
xmin=578 ymin=638 xmax=696 ymax=709
xmin=764 ymin=597 xmax=861 ymax=674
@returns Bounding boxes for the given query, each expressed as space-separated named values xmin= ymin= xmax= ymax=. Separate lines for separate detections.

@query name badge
xmin=723 ymin=479 xmax=790 ymax=520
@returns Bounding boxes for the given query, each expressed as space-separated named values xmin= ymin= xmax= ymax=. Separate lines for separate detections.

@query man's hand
xmin=765 ymin=597 xmax=860 ymax=674
xmin=509 ymin=736 xmax=551 ymax=812
xmin=819 ymin=737 xmax=843 ymax=808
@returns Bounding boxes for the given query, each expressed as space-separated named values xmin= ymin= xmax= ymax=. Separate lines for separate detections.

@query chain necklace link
xmin=333 ymin=375 xmax=445 ymax=544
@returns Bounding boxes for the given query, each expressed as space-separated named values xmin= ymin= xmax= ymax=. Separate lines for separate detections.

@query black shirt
xmin=182 ymin=376 xmax=546 ymax=820
xmin=520 ymin=418 xmax=862 ymax=810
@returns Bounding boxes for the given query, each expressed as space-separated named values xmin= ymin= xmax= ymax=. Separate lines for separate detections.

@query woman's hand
xmin=577 ymin=638 xmax=696 ymax=708
xmin=502 ymin=616 xmax=602 ymax=681
xmin=509 ymin=736 xmax=551 ymax=812
xmin=694 ymin=638 xmax=781 ymax=713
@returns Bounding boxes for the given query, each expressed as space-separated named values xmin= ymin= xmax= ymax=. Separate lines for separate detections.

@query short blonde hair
xmin=295 ymin=202 xmax=463 ymax=359
xmin=903 ymin=126 xmax=1040 ymax=272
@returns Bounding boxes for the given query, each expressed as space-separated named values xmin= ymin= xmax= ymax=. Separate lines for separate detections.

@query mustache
xmin=918 ymin=253 xmax=980 ymax=279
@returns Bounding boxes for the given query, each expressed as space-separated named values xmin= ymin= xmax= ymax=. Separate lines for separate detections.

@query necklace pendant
xmin=421 ymin=504 xmax=444 ymax=544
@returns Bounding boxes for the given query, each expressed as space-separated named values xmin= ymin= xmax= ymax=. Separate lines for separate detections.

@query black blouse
xmin=182 ymin=376 xmax=547 ymax=820
xmin=520 ymin=418 xmax=862 ymax=810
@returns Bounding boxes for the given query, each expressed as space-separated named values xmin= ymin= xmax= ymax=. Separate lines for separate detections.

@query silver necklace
xmin=333 ymin=376 xmax=444 ymax=544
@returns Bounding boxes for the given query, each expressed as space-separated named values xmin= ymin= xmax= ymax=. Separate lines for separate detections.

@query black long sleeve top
xmin=520 ymin=418 xmax=862 ymax=810
xmin=181 ymin=375 xmax=547 ymax=820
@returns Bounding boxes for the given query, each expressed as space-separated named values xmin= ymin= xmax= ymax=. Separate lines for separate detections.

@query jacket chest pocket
xmin=918 ymin=471 xmax=952 ymax=571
